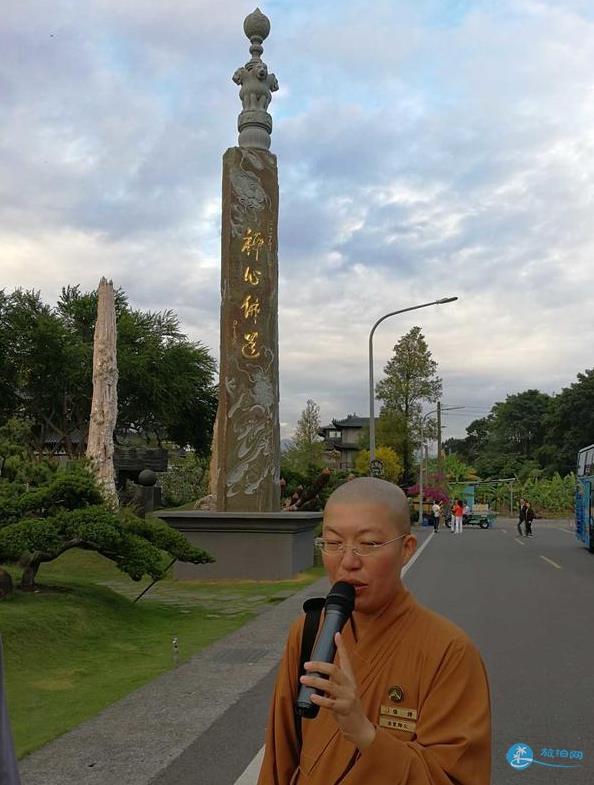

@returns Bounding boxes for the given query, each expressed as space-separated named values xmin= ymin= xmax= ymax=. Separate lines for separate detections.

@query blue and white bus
xmin=576 ymin=443 xmax=594 ymax=552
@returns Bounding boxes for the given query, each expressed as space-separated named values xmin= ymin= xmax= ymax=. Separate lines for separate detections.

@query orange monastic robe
xmin=257 ymin=588 xmax=491 ymax=785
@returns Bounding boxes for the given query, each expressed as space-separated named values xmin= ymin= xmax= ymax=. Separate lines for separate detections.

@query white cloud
xmin=1 ymin=0 xmax=594 ymax=443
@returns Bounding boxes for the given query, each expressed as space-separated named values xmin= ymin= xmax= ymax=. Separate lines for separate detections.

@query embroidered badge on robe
xmin=388 ymin=685 xmax=405 ymax=703
xmin=381 ymin=688 xmax=417 ymax=733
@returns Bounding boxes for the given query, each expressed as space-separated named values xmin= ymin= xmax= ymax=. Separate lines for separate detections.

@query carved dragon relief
xmin=229 ymin=150 xmax=272 ymax=238
xmin=224 ymin=347 xmax=278 ymax=498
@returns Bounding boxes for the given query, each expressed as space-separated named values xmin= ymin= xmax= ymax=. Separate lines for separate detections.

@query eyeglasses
xmin=315 ymin=533 xmax=407 ymax=557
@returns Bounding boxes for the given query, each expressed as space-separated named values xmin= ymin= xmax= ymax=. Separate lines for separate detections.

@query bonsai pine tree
xmin=0 ymin=460 xmax=213 ymax=592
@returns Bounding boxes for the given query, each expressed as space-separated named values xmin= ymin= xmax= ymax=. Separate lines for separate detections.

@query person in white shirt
xmin=431 ymin=501 xmax=441 ymax=533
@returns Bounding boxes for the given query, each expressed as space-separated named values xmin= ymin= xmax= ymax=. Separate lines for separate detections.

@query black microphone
xmin=295 ymin=581 xmax=356 ymax=719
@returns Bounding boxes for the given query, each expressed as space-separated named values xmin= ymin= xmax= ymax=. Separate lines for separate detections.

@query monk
xmin=257 ymin=477 xmax=491 ymax=785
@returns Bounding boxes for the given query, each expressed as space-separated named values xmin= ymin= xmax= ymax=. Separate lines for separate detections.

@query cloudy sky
xmin=2 ymin=0 xmax=593 ymax=441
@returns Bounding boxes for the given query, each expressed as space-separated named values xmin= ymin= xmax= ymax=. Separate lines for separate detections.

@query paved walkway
xmin=100 ymin=577 xmax=296 ymax=614
xmin=18 ymin=574 xmax=331 ymax=785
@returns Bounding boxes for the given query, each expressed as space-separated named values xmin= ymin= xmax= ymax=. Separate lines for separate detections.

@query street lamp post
xmin=368 ymin=297 xmax=458 ymax=466
xmin=417 ymin=405 xmax=464 ymax=526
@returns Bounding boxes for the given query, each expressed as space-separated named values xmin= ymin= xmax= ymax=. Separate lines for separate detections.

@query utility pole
xmin=418 ymin=404 xmax=464 ymax=525
xmin=437 ymin=401 xmax=443 ymax=487
xmin=418 ymin=409 xmax=437 ymax=527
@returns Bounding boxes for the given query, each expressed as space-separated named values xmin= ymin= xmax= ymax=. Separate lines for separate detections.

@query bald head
xmin=325 ymin=477 xmax=411 ymax=535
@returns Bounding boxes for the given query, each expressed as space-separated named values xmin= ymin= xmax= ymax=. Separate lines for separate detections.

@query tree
xmin=375 ymin=327 xmax=442 ymax=486
xmin=432 ymin=368 xmax=594 ymax=484
xmin=355 ymin=447 xmax=402 ymax=483
xmin=295 ymin=400 xmax=322 ymax=448
xmin=358 ymin=410 xmax=408 ymax=457
xmin=0 ymin=286 xmax=218 ymax=455
xmin=0 ymin=419 xmax=31 ymax=478
xmin=445 ymin=416 xmax=494 ymax=465
xmin=489 ymin=390 xmax=552 ymax=459
xmin=439 ymin=454 xmax=480 ymax=484
xmin=0 ymin=289 xmax=78 ymax=455
xmin=446 ymin=391 xmax=552 ymax=479
xmin=283 ymin=400 xmax=325 ymax=475
xmin=0 ymin=460 xmax=213 ymax=592
xmin=0 ymin=291 xmax=19 ymax=423
xmin=543 ymin=369 xmax=594 ymax=475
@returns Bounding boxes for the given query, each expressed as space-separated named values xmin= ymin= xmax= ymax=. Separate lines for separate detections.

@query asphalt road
xmin=155 ymin=519 xmax=594 ymax=785
xmin=406 ymin=518 xmax=594 ymax=785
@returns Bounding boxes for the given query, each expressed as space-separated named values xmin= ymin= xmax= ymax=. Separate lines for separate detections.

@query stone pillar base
xmin=154 ymin=510 xmax=322 ymax=580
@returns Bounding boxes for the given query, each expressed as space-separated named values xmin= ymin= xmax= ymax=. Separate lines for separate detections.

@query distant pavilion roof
xmin=332 ymin=415 xmax=371 ymax=428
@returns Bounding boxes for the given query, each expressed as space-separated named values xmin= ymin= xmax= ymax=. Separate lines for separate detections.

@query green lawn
xmin=1 ymin=551 xmax=324 ymax=758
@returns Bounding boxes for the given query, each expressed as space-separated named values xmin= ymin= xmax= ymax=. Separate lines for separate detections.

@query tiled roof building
xmin=318 ymin=414 xmax=377 ymax=470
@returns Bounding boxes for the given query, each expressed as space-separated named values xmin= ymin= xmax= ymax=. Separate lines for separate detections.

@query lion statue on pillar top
xmin=233 ymin=61 xmax=279 ymax=112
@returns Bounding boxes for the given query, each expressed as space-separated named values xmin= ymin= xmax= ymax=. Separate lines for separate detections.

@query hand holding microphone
xmin=295 ymin=581 xmax=355 ymax=719
xmin=295 ymin=581 xmax=376 ymax=750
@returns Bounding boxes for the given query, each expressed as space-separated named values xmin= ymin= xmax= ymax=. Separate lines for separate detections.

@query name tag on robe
xmin=378 ymin=716 xmax=417 ymax=733
xmin=380 ymin=704 xmax=418 ymax=720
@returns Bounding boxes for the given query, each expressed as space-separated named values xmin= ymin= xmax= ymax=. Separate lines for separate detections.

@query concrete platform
xmin=154 ymin=510 xmax=322 ymax=580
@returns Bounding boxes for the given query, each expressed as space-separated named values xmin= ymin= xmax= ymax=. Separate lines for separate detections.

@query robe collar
xmin=348 ymin=584 xmax=415 ymax=650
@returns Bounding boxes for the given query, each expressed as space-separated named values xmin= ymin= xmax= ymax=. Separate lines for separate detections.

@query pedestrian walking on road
xmin=258 ymin=477 xmax=492 ymax=785
xmin=453 ymin=499 xmax=464 ymax=534
xmin=525 ymin=502 xmax=535 ymax=537
xmin=431 ymin=501 xmax=441 ymax=533
xmin=518 ymin=498 xmax=527 ymax=536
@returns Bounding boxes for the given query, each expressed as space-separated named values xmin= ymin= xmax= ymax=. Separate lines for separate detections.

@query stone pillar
xmin=86 ymin=277 xmax=118 ymax=506
xmin=214 ymin=146 xmax=280 ymax=511
xmin=211 ymin=8 xmax=281 ymax=512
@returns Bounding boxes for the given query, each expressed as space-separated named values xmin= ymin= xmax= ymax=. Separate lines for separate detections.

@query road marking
xmin=556 ymin=527 xmax=574 ymax=535
xmin=234 ymin=532 xmax=435 ymax=785
xmin=540 ymin=555 xmax=562 ymax=569
xmin=234 ymin=746 xmax=264 ymax=784
xmin=500 ymin=529 xmax=507 ymax=534
xmin=402 ymin=530 xmax=433 ymax=576
xmin=514 ymin=537 xmax=526 ymax=546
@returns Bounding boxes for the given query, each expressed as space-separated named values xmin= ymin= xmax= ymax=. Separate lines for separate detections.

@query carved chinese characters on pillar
xmin=216 ymin=146 xmax=280 ymax=512
xmin=240 ymin=228 xmax=264 ymax=355
xmin=241 ymin=227 xmax=265 ymax=260
xmin=244 ymin=266 xmax=261 ymax=286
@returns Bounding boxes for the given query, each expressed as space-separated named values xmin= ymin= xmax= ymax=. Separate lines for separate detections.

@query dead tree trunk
xmin=86 ymin=277 xmax=119 ymax=507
